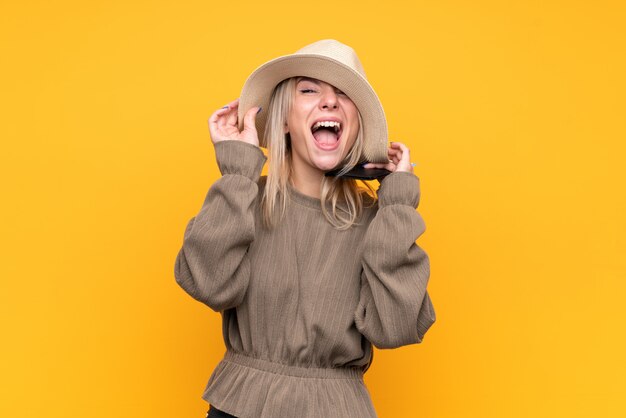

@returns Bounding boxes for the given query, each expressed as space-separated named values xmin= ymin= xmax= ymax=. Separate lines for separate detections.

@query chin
xmin=308 ymin=148 xmax=342 ymax=169
xmin=312 ymin=157 xmax=342 ymax=172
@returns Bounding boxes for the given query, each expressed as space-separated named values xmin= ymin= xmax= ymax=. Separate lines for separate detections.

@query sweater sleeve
xmin=354 ymin=171 xmax=436 ymax=349
xmin=174 ymin=140 xmax=267 ymax=312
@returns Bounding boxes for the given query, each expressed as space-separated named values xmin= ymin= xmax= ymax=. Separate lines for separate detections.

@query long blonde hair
xmin=260 ymin=76 xmax=377 ymax=231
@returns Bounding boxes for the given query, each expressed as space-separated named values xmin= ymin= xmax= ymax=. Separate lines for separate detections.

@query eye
xmin=300 ymin=89 xmax=316 ymax=93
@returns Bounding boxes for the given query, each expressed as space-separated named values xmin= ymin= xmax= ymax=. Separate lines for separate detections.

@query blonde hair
xmin=260 ymin=76 xmax=377 ymax=231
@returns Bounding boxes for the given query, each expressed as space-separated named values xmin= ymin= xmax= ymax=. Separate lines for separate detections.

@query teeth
xmin=312 ymin=120 xmax=341 ymax=133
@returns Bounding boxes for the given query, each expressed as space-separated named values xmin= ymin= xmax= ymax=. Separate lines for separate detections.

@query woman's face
xmin=285 ymin=77 xmax=359 ymax=174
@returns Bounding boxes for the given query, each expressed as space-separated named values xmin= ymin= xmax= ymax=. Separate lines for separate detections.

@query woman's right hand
xmin=208 ymin=98 xmax=262 ymax=147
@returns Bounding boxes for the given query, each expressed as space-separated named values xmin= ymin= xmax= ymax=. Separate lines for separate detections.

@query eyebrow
xmin=296 ymin=77 xmax=344 ymax=93
xmin=297 ymin=77 xmax=320 ymax=85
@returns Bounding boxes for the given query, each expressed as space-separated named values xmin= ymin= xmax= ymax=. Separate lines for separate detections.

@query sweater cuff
xmin=214 ymin=140 xmax=267 ymax=180
xmin=377 ymin=171 xmax=421 ymax=209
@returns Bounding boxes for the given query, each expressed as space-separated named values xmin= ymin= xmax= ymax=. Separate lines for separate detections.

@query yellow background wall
xmin=1 ymin=1 xmax=624 ymax=417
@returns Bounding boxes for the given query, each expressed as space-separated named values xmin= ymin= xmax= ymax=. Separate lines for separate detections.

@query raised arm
xmin=354 ymin=171 xmax=436 ymax=349
xmin=174 ymin=139 xmax=267 ymax=312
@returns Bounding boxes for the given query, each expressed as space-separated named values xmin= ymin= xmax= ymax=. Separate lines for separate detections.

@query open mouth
xmin=310 ymin=121 xmax=343 ymax=146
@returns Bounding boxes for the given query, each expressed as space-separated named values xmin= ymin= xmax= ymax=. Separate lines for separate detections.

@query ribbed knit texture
xmin=174 ymin=139 xmax=436 ymax=418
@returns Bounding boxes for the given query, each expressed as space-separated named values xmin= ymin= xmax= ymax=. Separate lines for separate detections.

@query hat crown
xmin=294 ymin=39 xmax=367 ymax=79
xmin=237 ymin=39 xmax=389 ymax=164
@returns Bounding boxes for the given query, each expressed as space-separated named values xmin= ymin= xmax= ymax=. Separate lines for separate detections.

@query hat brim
xmin=237 ymin=54 xmax=388 ymax=163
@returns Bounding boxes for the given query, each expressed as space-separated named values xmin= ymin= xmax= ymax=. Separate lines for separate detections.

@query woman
xmin=174 ymin=40 xmax=436 ymax=418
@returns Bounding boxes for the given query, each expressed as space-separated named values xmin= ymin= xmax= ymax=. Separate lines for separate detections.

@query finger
xmin=388 ymin=145 xmax=403 ymax=157
xmin=209 ymin=106 xmax=229 ymax=124
xmin=213 ymin=99 xmax=239 ymax=118
xmin=243 ymin=106 xmax=260 ymax=133
xmin=221 ymin=98 xmax=240 ymax=109
xmin=226 ymin=108 xmax=238 ymax=128
xmin=390 ymin=141 xmax=408 ymax=149
xmin=209 ymin=106 xmax=231 ymax=135
xmin=213 ymin=99 xmax=239 ymax=129
xmin=362 ymin=163 xmax=378 ymax=169
xmin=390 ymin=141 xmax=409 ymax=153
xmin=363 ymin=161 xmax=396 ymax=171
xmin=387 ymin=146 xmax=402 ymax=165
xmin=217 ymin=106 xmax=237 ymax=131
xmin=391 ymin=142 xmax=410 ymax=164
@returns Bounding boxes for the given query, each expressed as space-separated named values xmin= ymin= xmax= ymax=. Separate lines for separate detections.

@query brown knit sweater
xmin=174 ymin=139 xmax=436 ymax=418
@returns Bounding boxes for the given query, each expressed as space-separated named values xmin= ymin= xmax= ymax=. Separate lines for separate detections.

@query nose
xmin=320 ymin=89 xmax=338 ymax=110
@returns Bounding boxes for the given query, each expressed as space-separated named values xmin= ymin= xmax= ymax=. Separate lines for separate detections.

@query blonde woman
xmin=174 ymin=40 xmax=436 ymax=418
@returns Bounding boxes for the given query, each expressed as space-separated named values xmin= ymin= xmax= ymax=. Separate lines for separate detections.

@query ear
xmin=283 ymin=122 xmax=289 ymax=135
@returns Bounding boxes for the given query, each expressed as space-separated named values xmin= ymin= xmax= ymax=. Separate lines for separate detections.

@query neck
xmin=290 ymin=158 xmax=325 ymax=200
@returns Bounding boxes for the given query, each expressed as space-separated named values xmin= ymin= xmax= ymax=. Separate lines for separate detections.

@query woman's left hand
xmin=362 ymin=142 xmax=414 ymax=174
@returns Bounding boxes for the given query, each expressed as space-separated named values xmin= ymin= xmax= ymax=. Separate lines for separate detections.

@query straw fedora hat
xmin=237 ymin=39 xmax=391 ymax=177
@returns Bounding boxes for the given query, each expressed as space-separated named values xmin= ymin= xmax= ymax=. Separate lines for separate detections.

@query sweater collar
xmin=286 ymin=181 xmax=324 ymax=210
xmin=286 ymin=181 xmax=353 ymax=212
